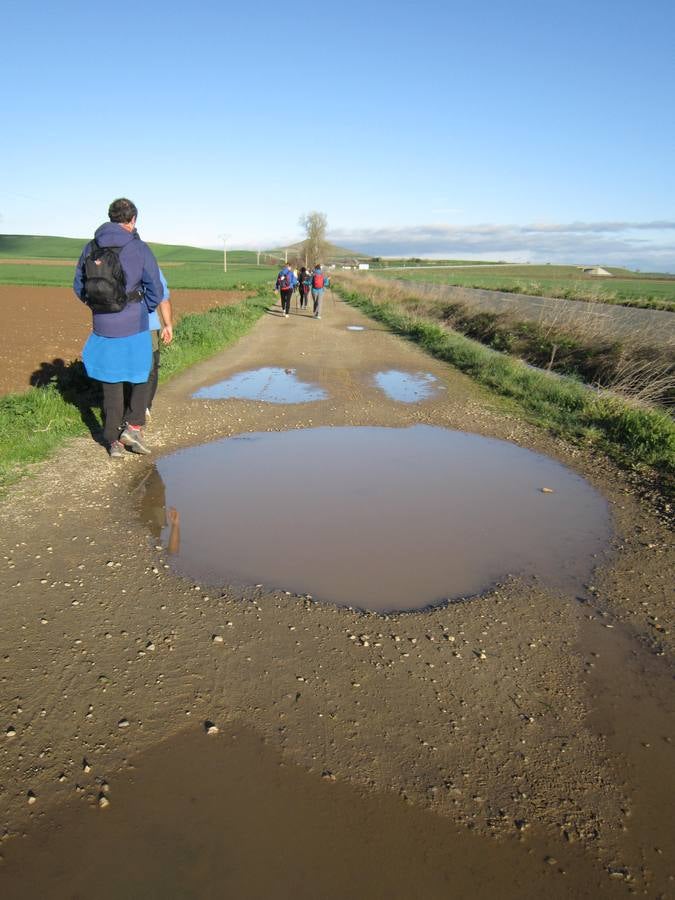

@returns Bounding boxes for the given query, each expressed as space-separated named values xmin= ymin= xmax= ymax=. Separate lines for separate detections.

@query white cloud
xmin=328 ymin=222 xmax=675 ymax=271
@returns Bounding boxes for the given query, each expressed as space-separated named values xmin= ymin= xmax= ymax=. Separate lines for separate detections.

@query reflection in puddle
xmin=140 ymin=426 xmax=610 ymax=613
xmin=346 ymin=325 xmax=365 ymax=331
xmin=193 ymin=367 xmax=327 ymax=403
xmin=374 ymin=370 xmax=441 ymax=402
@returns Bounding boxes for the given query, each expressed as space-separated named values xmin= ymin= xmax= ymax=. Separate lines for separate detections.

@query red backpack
xmin=312 ymin=272 xmax=325 ymax=289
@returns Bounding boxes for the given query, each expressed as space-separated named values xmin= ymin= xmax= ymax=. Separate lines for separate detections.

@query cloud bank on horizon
xmin=327 ymin=221 xmax=675 ymax=270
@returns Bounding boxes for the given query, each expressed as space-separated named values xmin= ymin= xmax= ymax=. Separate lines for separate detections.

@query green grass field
xmin=370 ymin=258 xmax=502 ymax=267
xmin=0 ymin=262 xmax=276 ymax=290
xmin=373 ymin=264 xmax=675 ymax=310
xmin=0 ymin=235 xmax=278 ymax=290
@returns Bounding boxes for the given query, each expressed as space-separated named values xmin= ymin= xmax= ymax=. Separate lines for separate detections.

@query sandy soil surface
xmin=0 ymin=285 xmax=247 ymax=396
xmin=0 ymin=296 xmax=673 ymax=897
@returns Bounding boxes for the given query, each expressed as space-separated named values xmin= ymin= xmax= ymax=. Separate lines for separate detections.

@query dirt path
xmin=0 ymin=296 xmax=673 ymax=897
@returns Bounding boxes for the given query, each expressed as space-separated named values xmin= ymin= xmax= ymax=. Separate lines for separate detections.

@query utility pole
xmin=256 ymin=250 xmax=260 ymax=266
xmin=284 ymin=248 xmax=288 ymax=264
xmin=219 ymin=234 xmax=230 ymax=273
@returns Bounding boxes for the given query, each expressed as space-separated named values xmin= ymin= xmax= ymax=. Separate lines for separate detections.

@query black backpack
xmin=82 ymin=240 xmax=129 ymax=313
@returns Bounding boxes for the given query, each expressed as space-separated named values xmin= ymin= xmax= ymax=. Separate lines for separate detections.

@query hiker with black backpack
xmin=275 ymin=264 xmax=297 ymax=318
xmin=73 ymin=198 xmax=164 ymax=458
xmin=298 ymin=266 xmax=312 ymax=310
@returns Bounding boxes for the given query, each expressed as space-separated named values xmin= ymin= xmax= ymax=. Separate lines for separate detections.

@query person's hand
xmin=167 ymin=507 xmax=180 ymax=526
xmin=161 ymin=324 xmax=173 ymax=345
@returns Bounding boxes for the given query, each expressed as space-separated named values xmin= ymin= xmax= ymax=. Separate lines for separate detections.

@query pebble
xmin=212 ymin=635 xmax=224 ymax=644
xmin=541 ymin=487 xmax=555 ymax=494
xmin=118 ymin=718 xmax=130 ymax=728
xmin=27 ymin=792 xmax=37 ymax=805
xmin=6 ymin=727 xmax=16 ymax=739
xmin=205 ymin=721 xmax=219 ymax=736
xmin=98 ymin=795 xmax=110 ymax=809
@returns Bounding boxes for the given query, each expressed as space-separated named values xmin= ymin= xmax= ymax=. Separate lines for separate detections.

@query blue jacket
xmin=148 ymin=269 xmax=170 ymax=331
xmin=74 ymin=222 xmax=163 ymax=338
xmin=275 ymin=266 xmax=297 ymax=290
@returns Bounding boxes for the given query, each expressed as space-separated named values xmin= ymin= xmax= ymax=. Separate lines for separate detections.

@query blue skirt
xmin=82 ymin=331 xmax=152 ymax=384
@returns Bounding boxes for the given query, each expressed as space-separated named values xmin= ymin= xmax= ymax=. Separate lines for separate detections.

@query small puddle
xmin=374 ymin=369 xmax=442 ymax=402
xmin=0 ymin=725 xmax=614 ymax=900
xmin=140 ymin=426 xmax=610 ymax=612
xmin=193 ymin=367 xmax=327 ymax=403
xmin=346 ymin=325 xmax=365 ymax=331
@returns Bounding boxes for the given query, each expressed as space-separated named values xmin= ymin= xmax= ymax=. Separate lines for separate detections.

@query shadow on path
xmin=30 ymin=358 xmax=104 ymax=444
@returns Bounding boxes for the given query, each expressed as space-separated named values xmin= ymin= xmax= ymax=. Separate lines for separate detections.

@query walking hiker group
xmin=275 ymin=263 xmax=330 ymax=319
xmin=74 ymin=199 xmax=333 ymax=461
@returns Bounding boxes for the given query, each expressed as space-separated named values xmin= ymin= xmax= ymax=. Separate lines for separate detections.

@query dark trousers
xmin=280 ymin=289 xmax=293 ymax=314
xmin=147 ymin=349 xmax=160 ymax=410
xmin=101 ymin=381 xmax=148 ymax=444
xmin=301 ymin=285 xmax=310 ymax=308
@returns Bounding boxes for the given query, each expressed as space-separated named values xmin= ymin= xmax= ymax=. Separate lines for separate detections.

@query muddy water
xmin=0 ymin=725 xmax=625 ymax=900
xmin=373 ymin=369 xmax=442 ymax=402
xmin=193 ymin=366 xmax=327 ymax=403
xmin=578 ymin=614 xmax=675 ymax=893
xmin=140 ymin=426 xmax=610 ymax=612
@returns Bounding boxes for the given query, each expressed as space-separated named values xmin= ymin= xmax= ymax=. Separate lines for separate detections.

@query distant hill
xmin=0 ymin=234 xmax=91 ymax=259
xmin=0 ymin=234 xmax=260 ymax=265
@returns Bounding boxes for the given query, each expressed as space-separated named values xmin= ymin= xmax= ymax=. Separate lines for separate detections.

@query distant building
xmin=582 ymin=266 xmax=613 ymax=277
xmin=358 ymin=263 xmax=370 ymax=270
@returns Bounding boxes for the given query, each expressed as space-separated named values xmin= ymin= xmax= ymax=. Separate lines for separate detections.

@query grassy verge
xmin=336 ymin=283 xmax=675 ymax=488
xmin=0 ymin=292 xmax=270 ymax=491
xmin=341 ymin=275 xmax=674 ymax=408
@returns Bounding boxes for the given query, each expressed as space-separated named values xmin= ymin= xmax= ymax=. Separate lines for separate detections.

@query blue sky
xmin=2 ymin=0 xmax=674 ymax=269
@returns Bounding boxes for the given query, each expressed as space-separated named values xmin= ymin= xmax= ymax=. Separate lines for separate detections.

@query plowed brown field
xmin=0 ymin=285 xmax=247 ymax=395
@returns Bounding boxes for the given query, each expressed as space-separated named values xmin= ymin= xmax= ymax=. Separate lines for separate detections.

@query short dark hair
xmin=108 ymin=198 xmax=138 ymax=223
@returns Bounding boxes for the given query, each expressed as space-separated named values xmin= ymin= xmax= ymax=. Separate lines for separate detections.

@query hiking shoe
xmin=109 ymin=440 xmax=125 ymax=459
xmin=119 ymin=426 xmax=151 ymax=455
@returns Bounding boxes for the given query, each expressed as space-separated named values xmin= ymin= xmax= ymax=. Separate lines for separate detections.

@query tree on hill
xmin=299 ymin=211 xmax=328 ymax=267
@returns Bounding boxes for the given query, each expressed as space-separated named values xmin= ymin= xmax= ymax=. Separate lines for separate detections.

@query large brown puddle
xmin=0 ymin=726 xmax=616 ymax=900
xmin=140 ymin=426 xmax=610 ymax=612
